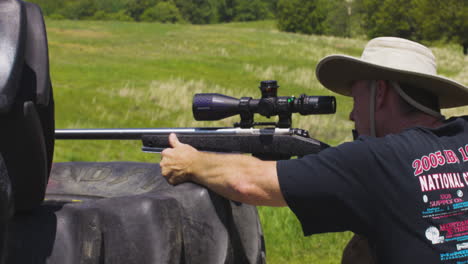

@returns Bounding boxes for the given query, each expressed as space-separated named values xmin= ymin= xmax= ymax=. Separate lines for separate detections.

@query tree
xmin=93 ymin=10 xmax=134 ymax=21
xmin=140 ymin=1 xmax=184 ymax=23
xmin=233 ymin=0 xmax=271 ymax=21
xmin=352 ymin=0 xmax=381 ymax=36
xmin=352 ymin=0 xmax=417 ymax=39
xmin=219 ymin=0 xmax=277 ymax=22
xmin=60 ymin=0 xmax=98 ymax=20
xmin=277 ymin=0 xmax=329 ymax=35
xmin=94 ymin=0 xmax=129 ymax=14
xmin=218 ymin=0 xmax=235 ymax=22
xmin=27 ymin=0 xmax=65 ymax=16
xmin=323 ymin=0 xmax=351 ymax=37
xmin=413 ymin=0 xmax=468 ymax=54
xmin=125 ymin=0 xmax=159 ymax=21
xmin=174 ymin=0 xmax=221 ymax=24
xmin=262 ymin=0 xmax=279 ymax=16
xmin=371 ymin=0 xmax=416 ymax=39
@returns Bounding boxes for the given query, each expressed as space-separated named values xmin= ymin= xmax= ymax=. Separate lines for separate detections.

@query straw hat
xmin=315 ymin=37 xmax=468 ymax=108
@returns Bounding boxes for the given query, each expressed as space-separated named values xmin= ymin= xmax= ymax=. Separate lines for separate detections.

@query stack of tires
xmin=0 ymin=1 xmax=265 ymax=263
xmin=0 ymin=0 xmax=55 ymax=262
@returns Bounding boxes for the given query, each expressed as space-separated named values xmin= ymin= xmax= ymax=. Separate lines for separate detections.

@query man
xmin=160 ymin=37 xmax=468 ymax=263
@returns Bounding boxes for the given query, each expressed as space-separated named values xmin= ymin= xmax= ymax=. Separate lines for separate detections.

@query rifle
xmin=55 ymin=80 xmax=336 ymax=160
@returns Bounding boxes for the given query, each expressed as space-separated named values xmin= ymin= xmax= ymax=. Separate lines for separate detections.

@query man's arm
xmin=160 ymin=133 xmax=287 ymax=207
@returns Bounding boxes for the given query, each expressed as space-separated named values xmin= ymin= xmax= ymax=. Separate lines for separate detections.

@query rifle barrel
xmin=55 ymin=128 xmax=294 ymax=140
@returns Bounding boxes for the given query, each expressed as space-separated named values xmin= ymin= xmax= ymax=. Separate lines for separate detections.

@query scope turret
xmin=192 ymin=80 xmax=336 ymax=128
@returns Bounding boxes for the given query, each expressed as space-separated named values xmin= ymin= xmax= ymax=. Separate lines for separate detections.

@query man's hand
xmin=160 ymin=133 xmax=286 ymax=206
xmin=160 ymin=133 xmax=199 ymax=185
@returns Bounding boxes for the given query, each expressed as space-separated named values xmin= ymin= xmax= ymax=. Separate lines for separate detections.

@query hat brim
xmin=316 ymin=55 xmax=468 ymax=108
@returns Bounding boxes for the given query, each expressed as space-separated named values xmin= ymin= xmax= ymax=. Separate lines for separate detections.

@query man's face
xmin=349 ymin=81 xmax=371 ymax=137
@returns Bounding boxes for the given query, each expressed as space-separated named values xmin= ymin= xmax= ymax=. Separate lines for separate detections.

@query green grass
xmin=48 ymin=19 xmax=468 ymax=263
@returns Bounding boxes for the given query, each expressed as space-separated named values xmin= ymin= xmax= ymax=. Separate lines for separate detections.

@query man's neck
xmin=394 ymin=114 xmax=444 ymax=134
xmin=378 ymin=113 xmax=444 ymax=137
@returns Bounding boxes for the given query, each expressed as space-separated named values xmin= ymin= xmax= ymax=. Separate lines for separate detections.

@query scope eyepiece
xmin=294 ymin=95 xmax=336 ymax=115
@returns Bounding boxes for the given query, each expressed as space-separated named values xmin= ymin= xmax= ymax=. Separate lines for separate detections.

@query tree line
xmin=277 ymin=0 xmax=467 ymax=54
xmin=29 ymin=0 xmax=278 ymax=23
xmin=30 ymin=0 xmax=467 ymax=54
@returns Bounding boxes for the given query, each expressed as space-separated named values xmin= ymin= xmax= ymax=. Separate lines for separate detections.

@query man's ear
xmin=375 ymin=80 xmax=390 ymax=111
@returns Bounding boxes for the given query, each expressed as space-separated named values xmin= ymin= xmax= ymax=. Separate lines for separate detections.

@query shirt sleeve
xmin=277 ymin=140 xmax=376 ymax=236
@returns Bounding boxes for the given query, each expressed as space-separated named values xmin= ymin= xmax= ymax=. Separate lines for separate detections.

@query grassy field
xmin=47 ymin=19 xmax=467 ymax=263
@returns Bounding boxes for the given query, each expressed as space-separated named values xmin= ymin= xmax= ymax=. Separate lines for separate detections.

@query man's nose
xmin=349 ymin=109 xmax=355 ymax=121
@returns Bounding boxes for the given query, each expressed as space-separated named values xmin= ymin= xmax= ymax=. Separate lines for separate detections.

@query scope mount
xmin=235 ymin=80 xmax=292 ymax=128
xmin=235 ymin=109 xmax=292 ymax=128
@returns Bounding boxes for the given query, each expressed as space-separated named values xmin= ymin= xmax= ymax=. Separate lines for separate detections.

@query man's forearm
xmin=189 ymin=152 xmax=286 ymax=206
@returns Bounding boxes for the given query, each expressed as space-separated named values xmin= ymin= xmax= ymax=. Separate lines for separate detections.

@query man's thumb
xmin=168 ymin=133 xmax=181 ymax=148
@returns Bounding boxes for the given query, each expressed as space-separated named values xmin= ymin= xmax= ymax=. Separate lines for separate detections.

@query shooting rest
xmin=0 ymin=0 xmax=55 ymax=212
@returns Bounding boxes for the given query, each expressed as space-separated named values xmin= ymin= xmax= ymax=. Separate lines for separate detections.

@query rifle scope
xmin=193 ymin=80 xmax=336 ymax=128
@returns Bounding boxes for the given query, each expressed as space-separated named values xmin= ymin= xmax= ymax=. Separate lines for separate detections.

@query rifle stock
xmin=55 ymin=128 xmax=329 ymax=160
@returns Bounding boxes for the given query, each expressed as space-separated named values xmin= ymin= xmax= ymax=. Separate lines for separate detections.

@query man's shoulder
xmin=340 ymin=115 xmax=468 ymax=157
xmin=358 ymin=115 xmax=467 ymax=143
xmin=319 ymin=116 xmax=467 ymax=162
xmin=403 ymin=115 xmax=468 ymax=138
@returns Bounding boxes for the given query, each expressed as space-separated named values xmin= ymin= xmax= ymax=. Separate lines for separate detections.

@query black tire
xmin=7 ymin=162 xmax=266 ymax=264
xmin=0 ymin=155 xmax=12 ymax=264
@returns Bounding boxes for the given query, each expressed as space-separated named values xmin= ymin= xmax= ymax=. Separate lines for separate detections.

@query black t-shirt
xmin=277 ymin=116 xmax=468 ymax=264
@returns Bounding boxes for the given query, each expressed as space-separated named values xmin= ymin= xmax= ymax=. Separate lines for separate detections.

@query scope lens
xmin=193 ymin=93 xmax=240 ymax=121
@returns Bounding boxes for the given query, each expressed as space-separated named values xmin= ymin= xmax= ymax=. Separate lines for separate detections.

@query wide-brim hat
xmin=315 ymin=37 xmax=468 ymax=108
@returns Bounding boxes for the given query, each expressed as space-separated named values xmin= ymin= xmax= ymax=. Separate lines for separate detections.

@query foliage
xmin=30 ymin=0 xmax=277 ymax=24
xmin=125 ymin=0 xmax=159 ymax=21
xmin=60 ymin=0 xmax=98 ymax=20
xmin=322 ymin=0 xmax=351 ymax=37
xmin=353 ymin=0 xmax=467 ymax=53
xmin=413 ymin=0 xmax=468 ymax=54
xmin=263 ymin=0 xmax=279 ymax=16
xmin=276 ymin=0 xmax=352 ymax=37
xmin=93 ymin=0 xmax=130 ymax=14
xmin=366 ymin=0 xmax=416 ymax=39
xmin=352 ymin=0 xmax=380 ymax=37
xmin=218 ymin=0 xmax=235 ymax=22
xmin=218 ymin=0 xmax=275 ymax=22
xmin=232 ymin=0 xmax=272 ymax=22
xmin=27 ymin=0 xmax=65 ymax=16
xmin=92 ymin=10 xmax=134 ymax=22
xmin=140 ymin=1 xmax=184 ymax=23
xmin=277 ymin=0 xmax=329 ymax=35
xmin=173 ymin=0 xmax=220 ymax=24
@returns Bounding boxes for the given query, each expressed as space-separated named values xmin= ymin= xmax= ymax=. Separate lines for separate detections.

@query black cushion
xmin=0 ymin=0 xmax=54 ymax=212
xmin=0 ymin=0 xmax=26 ymax=113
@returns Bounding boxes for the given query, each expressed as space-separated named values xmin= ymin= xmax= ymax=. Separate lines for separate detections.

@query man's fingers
xmin=168 ymin=133 xmax=181 ymax=148
xmin=167 ymin=177 xmax=177 ymax=185
xmin=160 ymin=133 xmax=194 ymax=186
xmin=161 ymin=148 xmax=167 ymax=155
xmin=160 ymin=166 xmax=168 ymax=177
